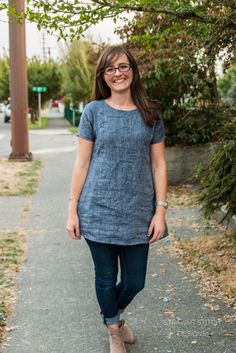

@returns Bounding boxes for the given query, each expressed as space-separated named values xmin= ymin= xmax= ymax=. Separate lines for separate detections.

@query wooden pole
xmin=8 ymin=0 xmax=32 ymax=160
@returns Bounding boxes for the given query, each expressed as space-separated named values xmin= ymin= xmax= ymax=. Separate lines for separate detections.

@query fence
xmin=64 ymin=107 xmax=81 ymax=127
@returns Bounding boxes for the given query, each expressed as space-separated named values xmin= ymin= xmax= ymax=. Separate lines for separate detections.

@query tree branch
xmin=22 ymin=0 xmax=236 ymax=32
xmin=91 ymin=1 xmax=236 ymax=30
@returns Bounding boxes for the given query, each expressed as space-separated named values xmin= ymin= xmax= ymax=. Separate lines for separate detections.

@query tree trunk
xmin=209 ymin=69 xmax=220 ymax=104
xmin=29 ymin=107 xmax=38 ymax=123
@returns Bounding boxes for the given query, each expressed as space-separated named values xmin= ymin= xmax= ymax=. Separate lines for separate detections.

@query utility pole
xmin=8 ymin=0 xmax=32 ymax=160
xmin=42 ymin=31 xmax=46 ymax=61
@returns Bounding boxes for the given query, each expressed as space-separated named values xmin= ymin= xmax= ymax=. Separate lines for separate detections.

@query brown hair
xmin=92 ymin=45 xmax=161 ymax=126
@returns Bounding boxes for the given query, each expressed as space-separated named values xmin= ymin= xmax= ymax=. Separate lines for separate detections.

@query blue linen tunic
xmin=77 ymin=99 xmax=167 ymax=245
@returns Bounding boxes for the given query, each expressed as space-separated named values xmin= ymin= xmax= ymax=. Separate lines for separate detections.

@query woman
xmin=66 ymin=45 xmax=168 ymax=353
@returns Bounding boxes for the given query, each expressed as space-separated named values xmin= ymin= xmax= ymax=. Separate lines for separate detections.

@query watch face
xmin=155 ymin=201 xmax=168 ymax=208
xmin=154 ymin=200 xmax=168 ymax=207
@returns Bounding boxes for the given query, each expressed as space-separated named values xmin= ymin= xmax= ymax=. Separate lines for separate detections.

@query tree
xmin=28 ymin=58 xmax=62 ymax=120
xmin=2 ymin=1 xmax=235 ymax=59
xmin=218 ymin=63 xmax=236 ymax=106
xmin=0 ymin=56 xmax=10 ymax=102
xmin=61 ymin=40 xmax=100 ymax=107
xmin=117 ymin=11 xmax=228 ymax=146
xmin=120 ymin=12 xmax=219 ymax=106
xmin=5 ymin=1 xmax=231 ymax=61
xmin=0 ymin=56 xmax=62 ymax=121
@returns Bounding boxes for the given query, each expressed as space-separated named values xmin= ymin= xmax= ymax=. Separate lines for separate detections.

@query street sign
xmin=32 ymin=87 xmax=47 ymax=128
xmin=33 ymin=86 xmax=47 ymax=93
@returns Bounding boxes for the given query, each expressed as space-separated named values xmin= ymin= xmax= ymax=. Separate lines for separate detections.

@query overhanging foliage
xmin=2 ymin=1 xmax=235 ymax=59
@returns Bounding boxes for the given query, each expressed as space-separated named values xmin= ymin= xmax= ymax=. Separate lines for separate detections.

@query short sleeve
xmin=150 ymin=117 xmax=166 ymax=144
xmin=77 ymin=106 xmax=95 ymax=141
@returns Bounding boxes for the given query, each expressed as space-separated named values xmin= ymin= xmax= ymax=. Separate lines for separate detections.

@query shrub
xmin=164 ymin=106 xmax=228 ymax=146
xmin=192 ymin=119 xmax=236 ymax=223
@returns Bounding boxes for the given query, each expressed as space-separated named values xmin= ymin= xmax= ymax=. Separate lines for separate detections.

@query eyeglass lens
xmin=104 ymin=64 xmax=131 ymax=75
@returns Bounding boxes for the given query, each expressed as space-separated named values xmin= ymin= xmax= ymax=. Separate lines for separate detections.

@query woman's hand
xmin=147 ymin=208 xmax=166 ymax=244
xmin=66 ymin=213 xmax=81 ymax=240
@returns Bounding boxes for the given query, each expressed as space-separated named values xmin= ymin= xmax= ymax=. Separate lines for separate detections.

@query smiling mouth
xmin=113 ymin=79 xmax=126 ymax=83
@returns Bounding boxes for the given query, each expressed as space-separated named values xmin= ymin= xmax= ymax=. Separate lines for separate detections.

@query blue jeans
xmin=85 ymin=238 xmax=149 ymax=325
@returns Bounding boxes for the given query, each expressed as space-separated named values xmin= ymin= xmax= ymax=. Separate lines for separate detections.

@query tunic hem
xmin=82 ymin=233 xmax=149 ymax=246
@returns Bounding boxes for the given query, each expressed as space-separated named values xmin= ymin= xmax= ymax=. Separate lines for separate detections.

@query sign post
xmin=33 ymin=86 xmax=47 ymax=128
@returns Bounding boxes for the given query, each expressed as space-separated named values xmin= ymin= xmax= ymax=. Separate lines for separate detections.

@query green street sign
xmin=33 ymin=86 xmax=47 ymax=93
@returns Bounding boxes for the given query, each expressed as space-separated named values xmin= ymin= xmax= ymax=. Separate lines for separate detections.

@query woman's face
xmin=103 ymin=53 xmax=133 ymax=95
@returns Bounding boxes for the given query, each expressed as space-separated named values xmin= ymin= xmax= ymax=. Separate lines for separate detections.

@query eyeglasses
xmin=103 ymin=63 xmax=132 ymax=76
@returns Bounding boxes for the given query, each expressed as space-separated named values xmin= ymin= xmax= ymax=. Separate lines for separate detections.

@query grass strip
xmin=0 ymin=159 xmax=42 ymax=196
xmin=28 ymin=117 xmax=48 ymax=129
xmin=68 ymin=127 xmax=78 ymax=134
xmin=0 ymin=231 xmax=26 ymax=345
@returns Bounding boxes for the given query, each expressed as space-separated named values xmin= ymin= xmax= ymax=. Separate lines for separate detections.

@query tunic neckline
xmin=102 ymin=99 xmax=138 ymax=113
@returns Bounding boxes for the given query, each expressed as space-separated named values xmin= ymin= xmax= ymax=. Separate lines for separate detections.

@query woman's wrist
xmin=155 ymin=205 xmax=167 ymax=215
xmin=68 ymin=198 xmax=79 ymax=214
xmin=69 ymin=197 xmax=79 ymax=202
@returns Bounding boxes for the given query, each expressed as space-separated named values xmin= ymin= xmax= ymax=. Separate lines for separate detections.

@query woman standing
xmin=66 ymin=45 xmax=168 ymax=353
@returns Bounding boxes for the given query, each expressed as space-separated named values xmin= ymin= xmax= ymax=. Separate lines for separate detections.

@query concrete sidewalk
xmin=1 ymin=127 xmax=235 ymax=353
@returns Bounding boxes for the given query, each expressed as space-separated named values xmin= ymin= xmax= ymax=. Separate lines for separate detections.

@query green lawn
xmin=69 ymin=127 xmax=78 ymax=134
xmin=28 ymin=117 xmax=48 ymax=129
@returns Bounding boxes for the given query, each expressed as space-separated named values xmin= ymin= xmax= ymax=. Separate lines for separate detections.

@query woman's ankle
xmin=108 ymin=322 xmax=119 ymax=331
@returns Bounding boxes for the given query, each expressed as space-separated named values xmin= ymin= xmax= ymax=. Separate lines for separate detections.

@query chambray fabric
xmin=77 ymin=99 xmax=166 ymax=245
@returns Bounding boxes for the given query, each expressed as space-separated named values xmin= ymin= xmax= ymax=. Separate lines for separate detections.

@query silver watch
xmin=155 ymin=200 xmax=168 ymax=209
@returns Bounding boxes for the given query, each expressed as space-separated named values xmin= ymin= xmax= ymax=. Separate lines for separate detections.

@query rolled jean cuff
xmin=104 ymin=313 xmax=120 ymax=326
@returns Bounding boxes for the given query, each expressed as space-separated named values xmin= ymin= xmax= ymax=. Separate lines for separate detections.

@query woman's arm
xmin=66 ymin=137 xmax=93 ymax=239
xmin=148 ymin=140 xmax=168 ymax=243
xmin=151 ymin=141 xmax=168 ymax=211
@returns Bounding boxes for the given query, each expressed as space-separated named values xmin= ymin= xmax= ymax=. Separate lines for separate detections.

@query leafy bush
xmin=218 ymin=64 xmax=236 ymax=106
xmin=192 ymin=119 xmax=236 ymax=223
xmin=164 ymin=106 xmax=228 ymax=146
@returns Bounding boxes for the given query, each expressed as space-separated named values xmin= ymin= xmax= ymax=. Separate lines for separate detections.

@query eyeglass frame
xmin=101 ymin=63 xmax=132 ymax=76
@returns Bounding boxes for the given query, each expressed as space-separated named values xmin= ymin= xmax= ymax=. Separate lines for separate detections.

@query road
xmin=0 ymin=111 xmax=75 ymax=159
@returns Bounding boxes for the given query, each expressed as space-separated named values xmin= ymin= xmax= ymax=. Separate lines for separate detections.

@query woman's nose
xmin=114 ymin=68 xmax=122 ymax=76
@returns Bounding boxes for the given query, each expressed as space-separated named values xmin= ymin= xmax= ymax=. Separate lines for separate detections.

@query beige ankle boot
xmin=119 ymin=319 xmax=135 ymax=344
xmin=108 ymin=325 xmax=127 ymax=353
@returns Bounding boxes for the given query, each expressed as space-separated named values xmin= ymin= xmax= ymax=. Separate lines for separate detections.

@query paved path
xmin=0 ymin=118 xmax=235 ymax=353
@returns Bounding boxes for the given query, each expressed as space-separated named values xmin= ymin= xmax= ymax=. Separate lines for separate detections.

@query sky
xmin=0 ymin=12 xmax=122 ymax=60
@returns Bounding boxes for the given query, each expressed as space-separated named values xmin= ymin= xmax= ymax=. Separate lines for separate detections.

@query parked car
xmin=0 ymin=103 xmax=6 ymax=113
xmin=50 ymin=99 xmax=60 ymax=109
xmin=4 ymin=104 xmax=11 ymax=123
